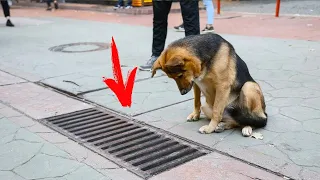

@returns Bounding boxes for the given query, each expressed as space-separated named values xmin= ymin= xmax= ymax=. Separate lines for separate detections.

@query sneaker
xmin=139 ymin=56 xmax=159 ymax=71
xmin=6 ymin=19 xmax=14 ymax=27
xmin=174 ymin=23 xmax=185 ymax=32
xmin=54 ymin=1 xmax=59 ymax=9
xmin=46 ymin=6 xmax=52 ymax=11
xmin=113 ymin=5 xmax=123 ymax=10
xmin=125 ymin=5 xmax=133 ymax=9
xmin=201 ymin=25 xmax=214 ymax=33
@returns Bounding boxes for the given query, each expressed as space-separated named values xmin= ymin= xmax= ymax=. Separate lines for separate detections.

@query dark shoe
xmin=201 ymin=25 xmax=214 ymax=33
xmin=6 ymin=19 xmax=14 ymax=27
xmin=139 ymin=56 xmax=159 ymax=71
xmin=113 ymin=5 xmax=124 ymax=10
xmin=54 ymin=1 xmax=59 ymax=9
xmin=46 ymin=6 xmax=52 ymax=11
xmin=174 ymin=23 xmax=185 ymax=32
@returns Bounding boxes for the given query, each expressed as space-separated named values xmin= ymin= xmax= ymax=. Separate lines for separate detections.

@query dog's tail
xmin=226 ymin=107 xmax=268 ymax=128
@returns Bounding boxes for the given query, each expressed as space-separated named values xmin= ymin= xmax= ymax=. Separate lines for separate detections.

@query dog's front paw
xmin=242 ymin=126 xmax=253 ymax=137
xmin=187 ymin=112 xmax=200 ymax=122
xmin=199 ymin=125 xmax=215 ymax=134
xmin=214 ymin=122 xmax=226 ymax=133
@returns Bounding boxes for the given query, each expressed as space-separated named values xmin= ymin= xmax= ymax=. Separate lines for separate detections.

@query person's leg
xmin=1 ymin=0 xmax=14 ymax=27
xmin=139 ymin=1 xmax=172 ymax=71
xmin=180 ymin=0 xmax=200 ymax=36
xmin=46 ymin=0 xmax=52 ymax=10
xmin=1 ymin=1 xmax=10 ymax=17
xmin=53 ymin=0 xmax=59 ymax=9
xmin=126 ymin=0 xmax=132 ymax=6
xmin=174 ymin=23 xmax=184 ymax=32
xmin=114 ymin=0 xmax=124 ymax=9
xmin=202 ymin=0 xmax=215 ymax=33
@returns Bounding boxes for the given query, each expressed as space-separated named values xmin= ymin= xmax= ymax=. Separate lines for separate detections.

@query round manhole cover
xmin=49 ymin=42 xmax=110 ymax=53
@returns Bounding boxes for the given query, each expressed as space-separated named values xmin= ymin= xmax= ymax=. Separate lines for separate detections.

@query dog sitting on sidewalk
xmin=151 ymin=33 xmax=268 ymax=137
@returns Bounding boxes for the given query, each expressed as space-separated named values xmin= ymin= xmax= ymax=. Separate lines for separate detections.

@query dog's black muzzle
xmin=179 ymin=82 xmax=194 ymax=95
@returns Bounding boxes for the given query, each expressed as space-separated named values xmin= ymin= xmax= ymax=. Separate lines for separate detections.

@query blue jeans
xmin=117 ymin=0 xmax=132 ymax=6
xmin=203 ymin=0 xmax=214 ymax=25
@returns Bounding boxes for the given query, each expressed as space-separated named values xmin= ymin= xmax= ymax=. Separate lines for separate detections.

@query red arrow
xmin=103 ymin=37 xmax=138 ymax=107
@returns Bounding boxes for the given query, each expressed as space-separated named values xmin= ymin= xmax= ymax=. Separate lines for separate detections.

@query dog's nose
xmin=180 ymin=89 xmax=187 ymax=95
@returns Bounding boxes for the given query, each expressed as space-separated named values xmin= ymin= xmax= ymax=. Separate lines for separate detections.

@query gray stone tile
xmin=271 ymin=131 xmax=320 ymax=167
xmin=0 ymin=134 xmax=15 ymax=145
xmin=84 ymin=76 xmax=193 ymax=116
xmin=0 ymin=171 xmax=25 ymax=180
xmin=40 ymin=143 xmax=75 ymax=160
xmin=63 ymin=165 xmax=110 ymax=180
xmin=0 ymin=83 xmax=93 ymax=119
xmin=301 ymin=97 xmax=320 ymax=110
xmin=0 ymin=141 xmax=43 ymax=170
xmin=263 ymin=80 xmax=302 ymax=90
xmin=0 ymin=106 xmax=23 ymax=118
xmin=300 ymin=168 xmax=320 ymax=180
xmin=98 ymin=168 xmax=143 ymax=180
xmin=7 ymin=116 xmax=36 ymax=128
xmin=264 ymin=114 xmax=302 ymax=133
xmin=268 ymin=87 xmax=320 ymax=98
xmin=0 ymin=71 xmax=26 ymax=86
xmin=83 ymin=151 xmax=119 ymax=170
xmin=55 ymin=141 xmax=89 ymax=162
xmin=26 ymin=123 xmax=55 ymax=133
xmin=289 ymin=74 xmax=318 ymax=83
xmin=15 ymin=128 xmax=46 ymax=143
xmin=268 ymin=98 xmax=304 ymax=107
xmin=303 ymin=119 xmax=320 ymax=134
xmin=253 ymin=69 xmax=297 ymax=81
xmin=41 ymin=67 xmax=163 ymax=95
xmin=14 ymin=154 xmax=82 ymax=179
xmin=215 ymin=128 xmax=280 ymax=148
xmin=36 ymin=132 xmax=70 ymax=144
xmin=0 ymin=118 xmax=20 ymax=139
xmin=280 ymin=106 xmax=320 ymax=121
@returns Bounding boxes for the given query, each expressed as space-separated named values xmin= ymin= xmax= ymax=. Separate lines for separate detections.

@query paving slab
xmin=0 ymin=71 xmax=26 ymax=86
xmin=150 ymin=152 xmax=283 ymax=180
xmin=40 ymin=67 xmax=163 ymax=95
xmin=83 ymin=76 xmax=194 ymax=116
xmin=0 ymin=82 xmax=92 ymax=119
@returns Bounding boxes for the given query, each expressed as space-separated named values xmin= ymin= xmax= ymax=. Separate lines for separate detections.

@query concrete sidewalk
xmin=1 ymin=7 xmax=320 ymax=180
xmin=0 ymin=75 xmax=285 ymax=180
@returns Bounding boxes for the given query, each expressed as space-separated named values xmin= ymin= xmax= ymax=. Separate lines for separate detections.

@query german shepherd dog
xmin=151 ymin=33 xmax=267 ymax=136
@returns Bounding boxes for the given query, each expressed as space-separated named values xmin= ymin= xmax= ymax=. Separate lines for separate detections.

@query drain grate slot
xmin=41 ymin=108 xmax=210 ymax=179
xmin=112 ymin=137 xmax=168 ymax=156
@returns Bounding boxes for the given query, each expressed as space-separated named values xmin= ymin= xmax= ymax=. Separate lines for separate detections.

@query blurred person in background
xmin=174 ymin=0 xmax=215 ymax=33
xmin=46 ymin=0 xmax=58 ymax=11
xmin=114 ymin=0 xmax=133 ymax=9
xmin=1 ymin=0 xmax=14 ymax=27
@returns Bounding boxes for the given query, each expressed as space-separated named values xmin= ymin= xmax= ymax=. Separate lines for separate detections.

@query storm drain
xmin=41 ymin=108 xmax=210 ymax=179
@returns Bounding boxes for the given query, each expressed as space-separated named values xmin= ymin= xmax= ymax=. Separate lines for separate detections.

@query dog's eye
xmin=177 ymin=74 xmax=183 ymax=78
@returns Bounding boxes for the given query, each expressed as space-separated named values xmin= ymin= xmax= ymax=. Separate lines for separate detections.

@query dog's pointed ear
xmin=151 ymin=58 xmax=162 ymax=78
xmin=151 ymin=50 xmax=168 ymax=78
xmin=164 ymin=56 xmax=184 ymax=71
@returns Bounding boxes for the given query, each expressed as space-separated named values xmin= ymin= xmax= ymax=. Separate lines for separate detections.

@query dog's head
xmin=151 ymin=47 xmax=201 ymax=95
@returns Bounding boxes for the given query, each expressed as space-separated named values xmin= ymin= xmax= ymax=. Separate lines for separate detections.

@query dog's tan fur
xmin=151 ymin=34 xmax=267 ymax=136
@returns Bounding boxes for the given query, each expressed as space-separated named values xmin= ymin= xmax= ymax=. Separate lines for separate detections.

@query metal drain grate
xmin=41 ymin=108 xmax=209 ymax=179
